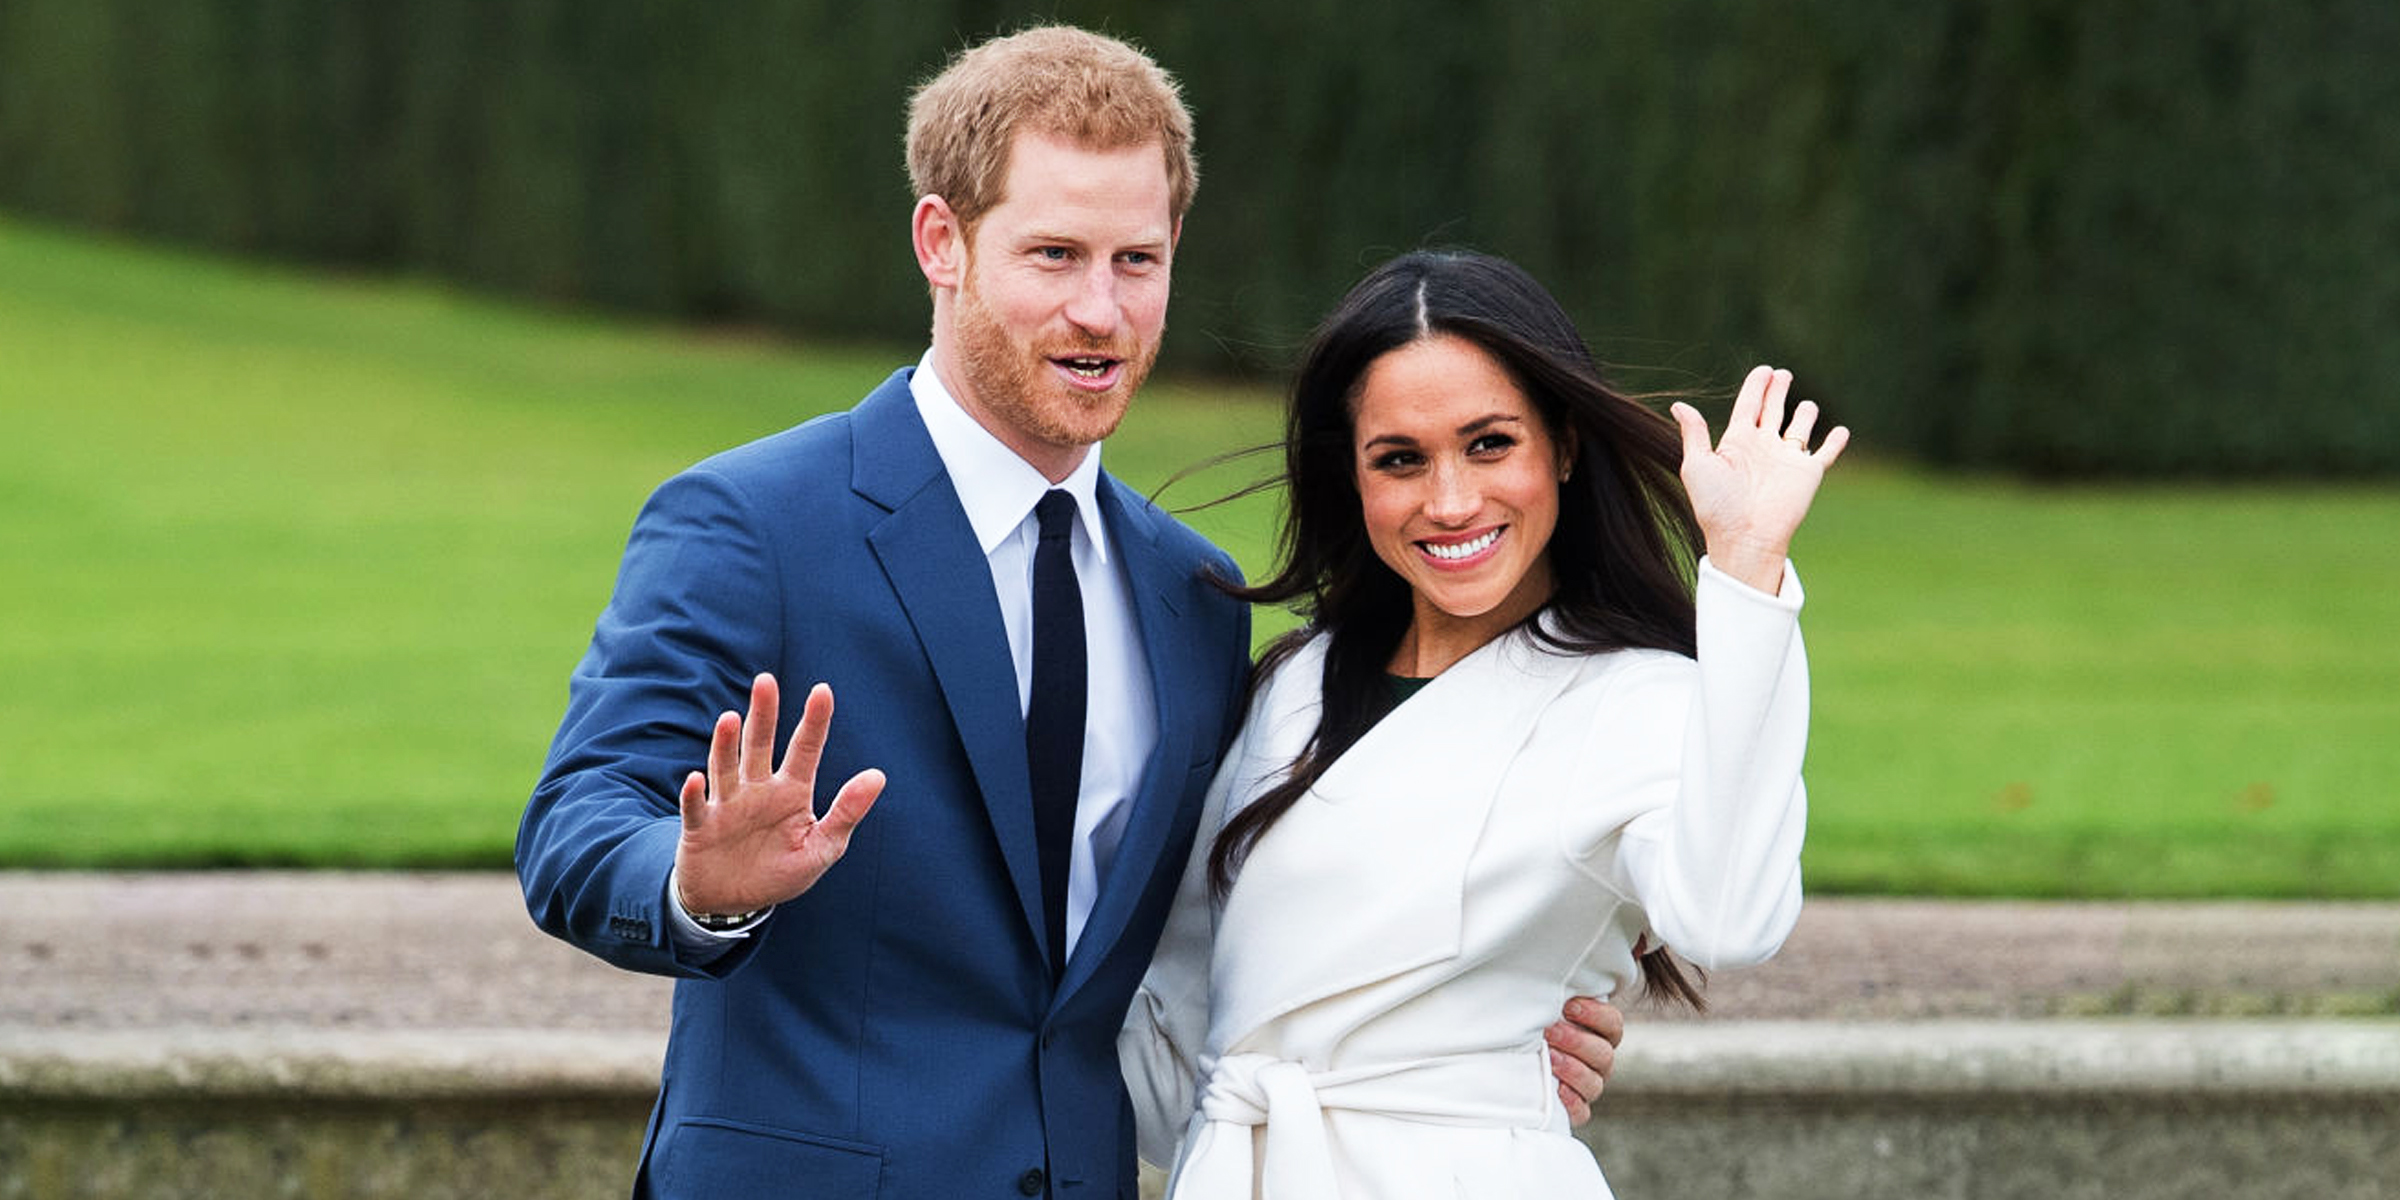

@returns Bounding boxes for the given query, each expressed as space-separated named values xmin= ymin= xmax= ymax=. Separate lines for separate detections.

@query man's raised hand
xmin=674 ymin=674 xmax=885 ymax=917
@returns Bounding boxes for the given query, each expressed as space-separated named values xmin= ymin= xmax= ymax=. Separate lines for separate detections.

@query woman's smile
xmin=1418 ymin=525 xmax=1505 ymax=566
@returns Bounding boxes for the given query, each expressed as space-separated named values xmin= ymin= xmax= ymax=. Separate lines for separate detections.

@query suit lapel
xmin=854 ymin=374 xmax=1049 ymax=960
xmin=1058 ymin=477 xmax=1199 ymax=1001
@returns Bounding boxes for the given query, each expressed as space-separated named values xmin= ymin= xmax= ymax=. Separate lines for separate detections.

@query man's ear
xmin=913 ymin=195 xmax=966 ymax=290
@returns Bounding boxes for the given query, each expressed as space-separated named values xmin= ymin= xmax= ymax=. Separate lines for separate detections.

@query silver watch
xmin=688 ymin=905 xmax=766 ymax=931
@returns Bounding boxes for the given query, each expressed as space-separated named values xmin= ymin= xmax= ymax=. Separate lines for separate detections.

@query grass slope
xmin=4 ymin=215 xmax=2397 ymax=894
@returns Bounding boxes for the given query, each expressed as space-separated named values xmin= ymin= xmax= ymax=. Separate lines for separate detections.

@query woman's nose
xmin=1423 ymin=463 xmax=1478 ymax=524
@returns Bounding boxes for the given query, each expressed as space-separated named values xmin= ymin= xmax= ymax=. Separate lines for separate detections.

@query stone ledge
xmin=1607 ymin=1019 xmax=2400 ymax=1099
xmin=5 ymin=1020 xmax=2394 ymax=1103
xmin=5 ymin=1024 xmax=2396 ymax=1200
xmin=0 ymin=1029 xmax=666 ymax=1102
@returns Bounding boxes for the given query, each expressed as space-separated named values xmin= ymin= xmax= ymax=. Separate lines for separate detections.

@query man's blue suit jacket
xmin=517 ymin=369 xmax=1252 ymax=1199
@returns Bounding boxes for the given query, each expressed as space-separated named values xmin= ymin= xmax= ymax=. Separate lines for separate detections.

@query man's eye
xmin=1035 ymin=247 xmax=1070 ymax=262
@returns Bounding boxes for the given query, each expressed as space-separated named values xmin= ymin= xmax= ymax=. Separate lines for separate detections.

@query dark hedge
xmin=4 ymin=0 xmax=2393 ymax=475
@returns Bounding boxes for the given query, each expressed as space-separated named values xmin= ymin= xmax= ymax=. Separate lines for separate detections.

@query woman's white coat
xmin=1121 ymin=559 xmax=1813 ymax=1198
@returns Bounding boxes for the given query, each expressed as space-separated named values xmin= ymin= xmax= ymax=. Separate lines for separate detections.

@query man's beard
xmin=951 ymin=272 xmax=1156 ymax=453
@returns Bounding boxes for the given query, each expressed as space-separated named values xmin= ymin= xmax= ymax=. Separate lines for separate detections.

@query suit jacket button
xmin=1017 ymin=1167 xmax=1046 ymax=1196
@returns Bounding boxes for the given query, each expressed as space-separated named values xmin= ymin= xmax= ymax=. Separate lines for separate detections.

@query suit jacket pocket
xmin=657 ymin=1119 xmax=884 ymax=1198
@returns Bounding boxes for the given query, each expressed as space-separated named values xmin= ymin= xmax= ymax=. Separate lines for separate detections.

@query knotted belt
xmin=1170 ymin=1043 xmax=1557 ymax=1199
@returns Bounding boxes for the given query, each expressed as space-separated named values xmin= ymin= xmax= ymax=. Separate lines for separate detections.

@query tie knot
xmin=1035 ymin=489 xmax=1076 ymax=542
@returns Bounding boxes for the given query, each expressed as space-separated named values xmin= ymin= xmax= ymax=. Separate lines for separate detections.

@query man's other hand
xmin=1547 ymin=995 xmax=1626 ymax=1126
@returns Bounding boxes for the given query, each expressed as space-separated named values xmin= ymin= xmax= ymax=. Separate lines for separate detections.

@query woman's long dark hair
xmin=1211 ymin=250 xmax=1709 ymax=1009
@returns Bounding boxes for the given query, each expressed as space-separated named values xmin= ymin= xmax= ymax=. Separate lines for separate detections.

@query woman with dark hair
xmin=1120 ymin=250 xmax=1846 ymax=1197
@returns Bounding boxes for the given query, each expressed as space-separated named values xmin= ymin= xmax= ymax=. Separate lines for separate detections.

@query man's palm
xmin=676 ymin=675 xmax=885 ymax=916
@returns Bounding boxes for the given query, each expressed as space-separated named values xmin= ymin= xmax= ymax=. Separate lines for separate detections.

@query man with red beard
xmin=517 ymin=26 xmax=1620 ymax=1200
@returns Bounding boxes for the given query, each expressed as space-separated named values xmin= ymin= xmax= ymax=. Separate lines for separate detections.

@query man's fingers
xmin=818 ymin=768 xmax=887 ymax=841
xmin=1558 ymin=1081 xmax=1592 ymax=1127
xmin=782 ymin=683 xmax=837 ymax=786
xmin=1565 ymin=995 xmax=1627 ymax=1048
xmin=706 ymin=710 xmax=741 ymax=798
xmin=1546 ymin=1019 xmax=1614 ymax=1095
xmin=678 ymin=771 xmax=708 ymax=831
xmin=1548 ymin=1038 xmax=1603 ymax=1100
xmin=740 ymin=673 xmax=780 ymax=779
xmin=1546 ymin=1003 xmax=1616 ymax=1131
xmin=1549 ymin=1040 xmax=1601 ymax=1129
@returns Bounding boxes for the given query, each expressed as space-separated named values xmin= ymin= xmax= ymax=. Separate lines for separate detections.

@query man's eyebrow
xmin=1014 ymin=228 xmax=1172 ymax=246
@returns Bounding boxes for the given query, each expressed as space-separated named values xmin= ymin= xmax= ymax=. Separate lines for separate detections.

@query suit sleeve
xmin=515 ymin=467 xmax=783 ymax=979
xmin=1606 ymin=558 xmax=1811 ymax=970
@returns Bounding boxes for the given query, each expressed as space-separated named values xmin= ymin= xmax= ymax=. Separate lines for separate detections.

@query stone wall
xmin=5 ymin=1023 xmax=2395 ymax=1198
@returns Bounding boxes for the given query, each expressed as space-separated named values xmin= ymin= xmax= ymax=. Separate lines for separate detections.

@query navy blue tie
xmin=1026 ymin=490 xmax=1085 ymax=980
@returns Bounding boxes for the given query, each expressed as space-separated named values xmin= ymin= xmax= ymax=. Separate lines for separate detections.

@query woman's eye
xmin=1468 ymin=433 xmax=1516 ymax=455
xmin=1370 ymin=450 xmax=1422 ymax=472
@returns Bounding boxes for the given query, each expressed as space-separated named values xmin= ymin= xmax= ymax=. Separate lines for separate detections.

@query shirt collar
xmin=910 ymin=350 xmax=1110 ymax=563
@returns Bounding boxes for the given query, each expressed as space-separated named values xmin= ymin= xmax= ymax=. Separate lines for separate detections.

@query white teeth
xmin=1061 ymin=358 xmax=1113 ymax=378
xmin=1423 ymin=529 xmax=1499 ymax=560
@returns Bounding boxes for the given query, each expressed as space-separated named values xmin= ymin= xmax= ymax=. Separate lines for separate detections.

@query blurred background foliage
xmin=4 ymin=0 xmax=2395 ymax=477
xmin=5 ymin=2 xmax=2397 ymax=887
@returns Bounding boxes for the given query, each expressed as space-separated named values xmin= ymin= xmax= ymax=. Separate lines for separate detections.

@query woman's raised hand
xmin=1669 ymin=366 xmax=1849 ymax=595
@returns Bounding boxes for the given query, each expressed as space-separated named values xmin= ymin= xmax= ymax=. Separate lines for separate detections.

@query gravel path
xmin=5 ymin=872 xmax=2397 ymax=1031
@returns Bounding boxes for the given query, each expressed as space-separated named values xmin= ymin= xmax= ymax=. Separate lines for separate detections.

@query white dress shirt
xmin=672 ymin=353 xmax=1159 ymax=954
xmin=909 ymin=352 xmax=1160 ymax=957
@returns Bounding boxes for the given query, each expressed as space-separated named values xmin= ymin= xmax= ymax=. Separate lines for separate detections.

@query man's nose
xmin=1062 ymin=263 xmax=1121 ymax=338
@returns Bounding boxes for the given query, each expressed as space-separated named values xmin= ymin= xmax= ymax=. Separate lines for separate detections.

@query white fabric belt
xmin=1172 ymin=1044 xmax=1556 ymax=1199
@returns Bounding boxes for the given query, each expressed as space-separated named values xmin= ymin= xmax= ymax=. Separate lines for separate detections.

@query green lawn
xmin=5 ymin=214 xmax=2397 ymax=895
xmin=1798 ymin=469 xmax=2400 ymax=895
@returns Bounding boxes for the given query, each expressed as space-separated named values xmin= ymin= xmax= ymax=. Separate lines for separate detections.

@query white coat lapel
xmin=1211 ymin=630 xmax=1581 ymax=1045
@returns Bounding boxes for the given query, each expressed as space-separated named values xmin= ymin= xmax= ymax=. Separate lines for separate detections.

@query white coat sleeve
xmin=1118 ymin=714 xmax=1247 ymax=1170
xmin=1613 ymin=556 xmax=1811 ymax=970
